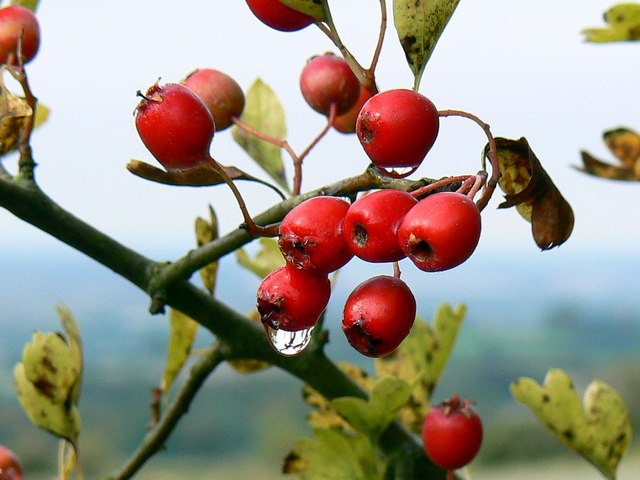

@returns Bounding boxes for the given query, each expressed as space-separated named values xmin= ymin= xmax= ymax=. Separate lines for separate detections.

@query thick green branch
xmin=0 ymin=177 xmax=156 ymax=289
xmin=0 ymin=169 xmax=447 ymax=479
xmin=147 ymin=167 xmax=435 ymax=304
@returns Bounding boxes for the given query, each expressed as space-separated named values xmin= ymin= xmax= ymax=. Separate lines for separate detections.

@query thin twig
xmin=437 ymin=109 xmax=501 ymax=211
xmin=109 ymin=343 xmax=227 ymax=480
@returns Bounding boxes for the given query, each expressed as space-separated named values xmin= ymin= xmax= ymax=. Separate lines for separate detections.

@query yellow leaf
xmin=511 ymin=368 xmax=632 ymax=480
xmin=375 ymin=304 xmax=465 ymax=433
xmin=582 ymin=3 xmax=640 ymax=42
xmin=196 ymin=206 xmax=219 ymax=294
xmin=161 ymin=308 xmax=199 ymax=395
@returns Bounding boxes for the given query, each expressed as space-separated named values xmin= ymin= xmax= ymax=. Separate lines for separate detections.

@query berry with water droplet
xmin=257 ymin=265 xmax=331 ymax=331
xmin=356 ymin=89 xmax=439 ymax=177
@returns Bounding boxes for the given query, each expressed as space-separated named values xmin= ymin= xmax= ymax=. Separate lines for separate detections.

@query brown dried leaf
xmin=577 ymin=128 xmax=640 ymax=181
xmin=492 ymin=137 xmax=574 ymax=250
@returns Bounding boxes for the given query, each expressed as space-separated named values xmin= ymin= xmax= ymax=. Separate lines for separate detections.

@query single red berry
xmin=422 ymin=394 xmax=483 ymax=470
xmin=257 ymin=265 xmax=331 ymax=331
xmin=245 ymin=0 xmax=315 ymax=32
xmin=333 ymin=85 xmax=376 ymax=134
xmin=135 ymin=82 xmax=215 ymax=172
xmin=279 ymin=196 xmax=354 ymax=273
xmin=300 ymin=52 xmax=361 ymax=117
xmin=356 ymin=89 xmax=439 ymax=177
xmin=0 ymin=445 xmax=23 ymax=480
xmin=0 ymin=5 xmax=40 ymax=65
xmin=397 ymin=192 xmax=481 ymax=272
xmin=342 ymin=275 xmax=416 ymax=357
xmin=343 ymin=189 xmax=418 ymax=263
xmin=181 ymin=68 xmax=245 ymax=131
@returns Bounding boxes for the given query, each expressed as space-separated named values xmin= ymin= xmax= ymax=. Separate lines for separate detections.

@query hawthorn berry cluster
xmin=0 ymin=5 xmax=40 ymax=66
xmin=257 ymin=189 xmax=481 ymax=358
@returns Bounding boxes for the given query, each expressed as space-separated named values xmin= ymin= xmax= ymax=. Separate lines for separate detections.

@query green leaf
xmin=279 ymin=0 xmax=327 ymax=21
xmin=376 ymin=304 xmax=465 ymax=432
xmin=393 ymin=0 xmax=460 ymax=89
xmin=13 ymin=306 xmax=83 ymax=446
xmin=232 ymin=79 xmax=289 ymax=191
xmin=235 ymin=237 xmax=285 ymax=279
xmin=9 ymin=0 xmax=40 ymax=11
xmin=511 ymin=369 xmax=632 ymax=480
xmin=161 ymin=308 xmax=199 ymax=395
xmin=582 ymin=3 xmax=640 ymax=42
xmin=283 ymin=428 xmax=386 ymax=480
xmin=331 ymin=377 xmax=412 ymax=441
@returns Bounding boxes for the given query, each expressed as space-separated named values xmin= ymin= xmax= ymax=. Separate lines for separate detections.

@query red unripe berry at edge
xmin=334 ymin=85 xmax=376 ymax=134
xmin=398 ymin=192 xmax=481 ymax=272
xmin=279 ymin=196 xmax=354 ymax=273
xmin=257 ymin=265 xmax=331 ymax=331
xmin=300 ymin=52 xmax=361 ymax=117
xmin=342 ymin=275 xmax=416 ymax=358
xmin=0 ymin=444 xmax=23 ymax=480
xmin=0 ymin=5 xmax=40 ymax=65
xmin=343 ymin=189 xmax=418 ymax=263
xmin=356 ymin=89 xmax=439 ymax=177
xmin=245 ymin=0 xmax=315 ymax=32
xmin=182 ymin=68 xmax=245 ymax=131
xmin=422 ymin=394 xmax=483 ymax=470
xmin=135 ymin=82 xmax=215 ymax=172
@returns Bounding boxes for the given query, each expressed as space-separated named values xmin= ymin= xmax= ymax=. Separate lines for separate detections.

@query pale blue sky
xmin=1 ymin=0 xmax=639 ymax=261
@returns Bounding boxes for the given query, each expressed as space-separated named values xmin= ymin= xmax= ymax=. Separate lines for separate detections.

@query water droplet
xmin=379 ymin=165 xmax=418 ymax=179
xmin=266 ymin=325 xmax=314 ymax=356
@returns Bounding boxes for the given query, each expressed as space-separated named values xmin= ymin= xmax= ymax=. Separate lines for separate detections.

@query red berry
xmin=0 ymin=5 xmax=40 ymax=65
xmin=279 ymin=196 xmax=354 ymax=273
xmin=422 ymin=395 xmax=483 ymax=470
xmin=257 ymin=265 xmax=331 ymax=331
xmin=343 ymin=189 xmax=417 ymax=263
xmin=182 ymin=68 xmax=245 ymax=131
xmin=135 ymin=82 xmax=215 ymax=172
xmin=0 ymin=445 xmax=22 ymax=480
xmin=342 ymin=275 xmax=416 ymax=357
xmin=397 ymin=192 xmax=481 ymax=272
xmin=356 ymin=89 xmax=439 ymax=177
xmin=300 ymin=52 xmax=361 ymax=117
xmin=245 ymin=0 xmax=315 ymax=32
xmin=333 ymin=85 xmax=375 ymax=134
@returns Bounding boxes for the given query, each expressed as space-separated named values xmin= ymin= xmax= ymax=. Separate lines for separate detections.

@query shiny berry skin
xmin=356 ymin=89 xmax=439 ymax=177
xmin=182 ymin=68 xmax=245 ymax=131
xmin=0 ymin=445 xmax=23 ymax=480
xmin=257 ymin=265 xmax=331 ymax=331
xmin=398 ymin=192 xmax=481 ymax=272
xmin=0 ymin=5 xmax=40 ymax=65
xmin=300 ymin=52 xmax=361 ymax=117
xmin=334 ymin=85 xmax=375 ymax=134
xmin=135 ymin=82 xmax=215 ymax=172
xmin=422 ymin=394 xmax=483 ymax=470
xmin=279 ymin=196 xmax=354 ymax=273
xmin=343 ymin=189 xmax=418 ymax=263
xmin=342 ymin=275 xmax=416 ymax=357
xmin=245 ymin=0 xmax=315 ymax=32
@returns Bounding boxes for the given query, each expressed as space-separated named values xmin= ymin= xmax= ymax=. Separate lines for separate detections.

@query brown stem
xmin=204 ymin=154 xmax=278 ymax=237
xmin=232 ymin=116 xmax=301 ymax=168
xmin=293 ymin=103 xmax=338 ymax=195
xmin=409 ymin=175 xmax=470 ymax=199
xmin=437 ymin=109 xmax=501 ymax=211
xmin=7 ymin=64 xmax=38 ymax=180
